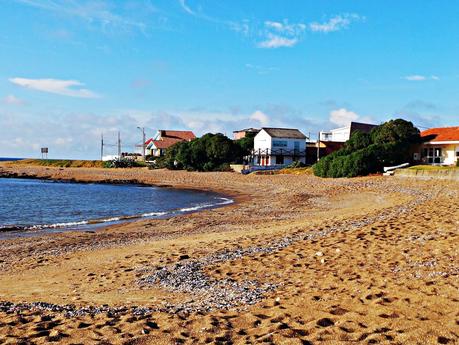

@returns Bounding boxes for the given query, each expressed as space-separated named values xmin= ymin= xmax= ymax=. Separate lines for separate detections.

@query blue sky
xmin=1 ymin=0 xmax=458 ymax=159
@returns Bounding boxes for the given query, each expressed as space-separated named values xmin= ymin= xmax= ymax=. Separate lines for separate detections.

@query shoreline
xmin=0 ymin=163 xmax=458 ymax=344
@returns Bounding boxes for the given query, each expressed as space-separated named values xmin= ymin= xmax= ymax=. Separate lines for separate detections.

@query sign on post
xmin=41 ymin=147 xmax=48 ymax=159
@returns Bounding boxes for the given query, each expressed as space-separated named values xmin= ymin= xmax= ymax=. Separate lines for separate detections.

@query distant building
xmin=320 ymin=122 xmax=377 ymax=142
xmin=252 ymin=128 xmax=307 ymax=166
xmin=145 ymin=130 xmax=196 ymax=158
xmin=417 ymin=126 xmax=459 ymax=165
xmin=233 ymin=128 xmax=260 ymax=140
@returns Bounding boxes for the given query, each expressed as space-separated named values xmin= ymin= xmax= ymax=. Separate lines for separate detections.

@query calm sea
xmin=0 ymin=178 xmax=232 ymax=238
xmin=0 ymin=157 xmax=23 ymax=162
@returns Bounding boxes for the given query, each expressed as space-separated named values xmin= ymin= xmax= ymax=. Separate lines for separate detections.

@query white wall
xmin=330 ymin=126 xmax=351 ymax=142
xmin=320 ymin=126 xmax=351 ymax=142
xmin=254 ymin=129 xmax=272 ymax=152
xmin=253 ymin=129 xmax=306 ymax=166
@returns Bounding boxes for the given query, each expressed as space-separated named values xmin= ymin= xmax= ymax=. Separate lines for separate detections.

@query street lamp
xmin=137 ymin=126 xmax=146 ymax=161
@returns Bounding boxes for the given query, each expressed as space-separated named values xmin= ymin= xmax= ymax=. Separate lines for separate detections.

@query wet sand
xmin=0 ymin=164 xmax=458 ymax=344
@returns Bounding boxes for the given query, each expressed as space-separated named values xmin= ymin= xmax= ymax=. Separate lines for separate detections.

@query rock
xmin=315 ymin=251 xmax=323 ymax=257
xmin=317 ymin=318 xmax=334 ymax=327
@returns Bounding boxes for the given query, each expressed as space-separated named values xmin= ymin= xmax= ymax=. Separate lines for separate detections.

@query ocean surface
xmin=0 ymin=178 xmax=232 ymax=238
xmin=0 ymin=157 xmax=23 ymax=162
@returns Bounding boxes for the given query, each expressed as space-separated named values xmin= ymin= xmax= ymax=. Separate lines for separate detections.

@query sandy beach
xmin=0 ymin=163 xmax=458 ymax=344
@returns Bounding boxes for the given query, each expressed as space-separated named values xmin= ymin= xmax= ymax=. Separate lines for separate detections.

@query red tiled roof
xmin=151 ymin=137 xmax=183 ymax=149
xmin=421 ymin=126 xmax=459 ymax=142
xmin=160 ymin=130 xmax=196 ymax=141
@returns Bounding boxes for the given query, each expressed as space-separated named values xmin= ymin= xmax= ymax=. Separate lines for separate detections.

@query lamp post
xmin=137 ymin=127 xmax=146 ymax=161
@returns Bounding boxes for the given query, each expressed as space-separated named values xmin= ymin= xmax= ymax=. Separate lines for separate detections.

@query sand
xmin=0 ymin=163 xmax=458 ymax=344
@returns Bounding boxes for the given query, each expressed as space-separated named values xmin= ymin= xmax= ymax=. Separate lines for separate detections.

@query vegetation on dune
xmin=11 ymin=159 xmax=106 ymax=168
xmin=313 ymin=119 xmax=421 ymax=178
xmin=157 ymin=133 xmax=254 ymax=171
xmin=408 ymin=165 xmax=459 ymax=171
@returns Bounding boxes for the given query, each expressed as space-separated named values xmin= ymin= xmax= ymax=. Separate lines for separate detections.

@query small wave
xmin=178 ymin=197 xmax=234 ymax=213
xmin=141 ymin=211 xmax=168 ymax=217
xmin=29 ymin=220 xmax=89 ymax=230
xmin=1 ymin=197 xmax=234 ymax=233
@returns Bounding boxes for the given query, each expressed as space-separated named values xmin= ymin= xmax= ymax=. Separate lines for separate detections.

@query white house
xmin=320 ymin=122 xmax=377 ymax=142
xmin=252 ymin=128 xmax=307 ymax=166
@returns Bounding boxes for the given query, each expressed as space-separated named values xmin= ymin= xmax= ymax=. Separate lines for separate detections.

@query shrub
xmin=163 ymin=133 xmax=247 ymax=171
xmin=104 ymin=159 xmax=146 ymax=168
xmin=313 ymin=119 xmax=419 ymax=178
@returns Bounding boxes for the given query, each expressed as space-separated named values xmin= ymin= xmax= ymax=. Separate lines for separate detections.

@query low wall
xmin=394 ymin=168 xmax=459 ymax=181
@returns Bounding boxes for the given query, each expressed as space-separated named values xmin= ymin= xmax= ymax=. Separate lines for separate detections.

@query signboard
xmin=41 ymin=147 xmax=48 ymax=159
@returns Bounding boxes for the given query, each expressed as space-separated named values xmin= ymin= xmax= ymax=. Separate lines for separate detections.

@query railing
xmin=250 ymin=148 xmax=306 ymax=157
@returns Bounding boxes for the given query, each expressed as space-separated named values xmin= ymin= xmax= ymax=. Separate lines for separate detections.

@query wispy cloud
xmin=402 ymin=75 xmax=440 ymax=81
xmin=258 ymin=20 xmax=306 ymax=49
xmin=309 ymin=13 xmax=363 ymax=33
xmin=178 ymin=0 xmax=195 ymax=15
xmin=265 ymin=20 xmax=306 ymax=35
xmin=9 ymin=77 xmax=100 ymax=98
xmin=14 ymin=0 xmax=149 ymax=33
xmin=3 ymin=94 xmax=25 ymax=105
xmin=258 ymin=34 xmax=298 ymax=48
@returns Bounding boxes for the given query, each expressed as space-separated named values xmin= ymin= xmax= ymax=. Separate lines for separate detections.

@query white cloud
xmin=3 ymin=94 xmax=24 ymax=105
xmin=9 ymin=77 xmax=100 ymax=98
xmin=250 ymin=110 xmax=270 ymax=126
xmin=329 ymin=108 xmax=359 ymax=126
xmin=265 ymin=20 xmax=306 ymax=35
xmin=309 ymin=13 xmax=363 ymax=33
xmin=403 ymin=75 xmax=439 ymax=81
xmin=258 ymin=34 xmax=298 ymax=48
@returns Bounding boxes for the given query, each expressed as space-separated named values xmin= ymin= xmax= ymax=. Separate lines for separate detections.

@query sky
xmin=1 ymin=0 xmax=458 ymax=159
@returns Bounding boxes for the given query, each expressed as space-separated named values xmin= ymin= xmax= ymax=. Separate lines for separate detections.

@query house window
xmin=426 ymin=147 xmax=442 ymax=164
xmin=276 ymin=155 xmax=284 ymax=165
xmin=294 ymin=141 xmax=300 ymax=154
xmin=273 ymin=140 xmax=288 ymax=147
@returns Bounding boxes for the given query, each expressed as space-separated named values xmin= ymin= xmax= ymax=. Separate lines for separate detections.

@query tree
xmin=160 ymin=133 xmax=248 ymax=171
xmin=370 ymin=119 xmax=420 ymax=145
xmin=345 ymin=130 xmax=371 ymax=152
xmin=313 ymin=118 xmax=420 ymax=178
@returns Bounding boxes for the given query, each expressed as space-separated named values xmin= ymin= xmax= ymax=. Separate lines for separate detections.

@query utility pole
xmin=137 ymin=127 xmax=146 ymax=161
xmin=117 ymin=131 xmax=121 ymax=158
xmin=316 ymin=132 xmax=320 ymax=162
xmin=101 ymin=133 xmax=104 ymax=161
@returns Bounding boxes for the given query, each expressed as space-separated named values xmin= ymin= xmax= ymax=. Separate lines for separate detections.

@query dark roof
xmin=233 ymin=128 xmax=260 ymax=133
xmin=160 ymin=130 xmax=196 ymax=141
xmin=349 ymin=122 xmax=378 ymax=134
xmin=261 ymin=127 xmax=307 ymax=139
xmin=421 ymin=126 xmax=459 ymax=142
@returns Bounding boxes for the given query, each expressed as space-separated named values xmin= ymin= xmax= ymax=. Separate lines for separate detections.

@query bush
xmin=163 ymin=133 xmax=247 ymax=171
xmin=285 ymin=161 xmax=307 ymax=169
xmin=313 ymin=119 xmax=419 ymax=178
xmin=104 ymin=159 xmax=146 ymax=168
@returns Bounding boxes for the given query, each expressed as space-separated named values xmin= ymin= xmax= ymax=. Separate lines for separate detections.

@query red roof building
xmin=418 ymin=126 xmax=459 ymax=165
xmin=145 ymin=130 xmax=196 ymax=157
xmin=421 ymin=126 xmax=459 ymax=142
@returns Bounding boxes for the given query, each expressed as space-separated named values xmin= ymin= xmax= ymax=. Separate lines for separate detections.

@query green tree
xmin=313 ymin=118 xmax=420 ymax=178
xmin=370 ymin=119 xmax=420 ymax=145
